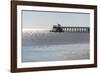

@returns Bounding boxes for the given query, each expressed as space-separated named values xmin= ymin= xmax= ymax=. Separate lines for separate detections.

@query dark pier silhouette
xmin=50 ymin=24 xmax=90 ymax=32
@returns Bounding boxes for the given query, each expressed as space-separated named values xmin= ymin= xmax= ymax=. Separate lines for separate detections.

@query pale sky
xmin=22 ymin=10 xmax=90 ymax=29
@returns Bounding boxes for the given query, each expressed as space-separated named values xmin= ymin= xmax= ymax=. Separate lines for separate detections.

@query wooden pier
xmin=50 ymin=24 xmax=90 ymax=32
xmin=61 ymin=27 xmax=90 ymax=32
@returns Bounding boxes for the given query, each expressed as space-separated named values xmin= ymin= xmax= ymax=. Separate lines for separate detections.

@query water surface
xmin=22 ymin=30 xmax=90 ymax=62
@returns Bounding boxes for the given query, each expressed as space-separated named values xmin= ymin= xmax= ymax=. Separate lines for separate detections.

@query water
xmin=22 ymin=30 xmax=90 ymax=62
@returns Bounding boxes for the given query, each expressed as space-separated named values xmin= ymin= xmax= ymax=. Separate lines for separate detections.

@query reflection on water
xmin=22 ymin=30 xmax=90 ymax=62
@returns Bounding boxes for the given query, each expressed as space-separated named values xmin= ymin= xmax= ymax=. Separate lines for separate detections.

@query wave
xmin=22 ymin=30 xmax=90 ymax=47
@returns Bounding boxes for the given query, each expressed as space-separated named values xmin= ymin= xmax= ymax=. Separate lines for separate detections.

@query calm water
xmin=22 ymin=30 xmax=90 ymax=62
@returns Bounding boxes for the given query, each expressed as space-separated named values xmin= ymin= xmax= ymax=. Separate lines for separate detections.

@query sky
xmin=22 ymin=10 xmax=90 ymax=30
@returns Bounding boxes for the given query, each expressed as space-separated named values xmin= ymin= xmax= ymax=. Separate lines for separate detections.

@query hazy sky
xmin=22 ymin=10 xmax=90 ymax=29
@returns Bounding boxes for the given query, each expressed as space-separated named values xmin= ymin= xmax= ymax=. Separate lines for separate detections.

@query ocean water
xmin=22 ymin=30 xmax=90 ymax=62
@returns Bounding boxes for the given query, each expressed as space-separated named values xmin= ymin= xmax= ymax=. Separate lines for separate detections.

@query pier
xmin=50 ymin=24 xmax=90 ymax=32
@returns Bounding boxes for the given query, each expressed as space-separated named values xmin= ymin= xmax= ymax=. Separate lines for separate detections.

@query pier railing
xmin=51 ymin=27 xmax=90 ymax=32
